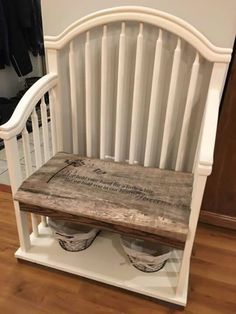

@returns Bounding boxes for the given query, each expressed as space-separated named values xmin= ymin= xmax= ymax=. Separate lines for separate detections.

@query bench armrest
xmin=0 ymin=73 xmax=58 ymax=140
xmin=197 ymin=89 xmax=220 ymax=176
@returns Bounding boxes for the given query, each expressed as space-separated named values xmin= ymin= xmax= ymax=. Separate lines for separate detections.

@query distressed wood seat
xmin=15 ymin=152 xmax=193 ymax=249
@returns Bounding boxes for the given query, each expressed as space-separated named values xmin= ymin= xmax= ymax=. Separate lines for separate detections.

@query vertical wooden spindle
xmin=49 ymin=88 xmax=58 ymax=155
xmin=41 ymin=97 xmax=50 ymax=162
xmin=22 ymin=127 xmax=39 ymax=236
xmin=69 ymin=40 xmax=79 ymax=154
xmin=31 ymin=108 xmax=46 ymax=226
xmin=31 ymin=107 xmax=42 ymax=168
xmin=129 ymin=23 xmax=144 ymax=164
xmin=100 ymin=25 xmax=108 ymax=159
xmin=22 ymin=127 xmax=33 ymax=175
xmin=144 ymin=29 xmax=164 ymax=167
xmin=159 ymin=38 xmax=182 ymax=169
xmin=85 ymin=31 xmax=93 ymax=157
xmin=114 ymin=23 xmax=127 ymax=162
xmin=175 ymin=52 xmax=200 ymax=171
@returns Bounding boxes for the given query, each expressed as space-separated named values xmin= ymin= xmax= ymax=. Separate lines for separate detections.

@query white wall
xmin=41 ymin=0 xmax=236 ymax=48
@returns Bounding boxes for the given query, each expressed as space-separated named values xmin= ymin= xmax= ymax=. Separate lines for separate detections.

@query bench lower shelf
xmin=15 ymin=223 xmax=189 ymax=306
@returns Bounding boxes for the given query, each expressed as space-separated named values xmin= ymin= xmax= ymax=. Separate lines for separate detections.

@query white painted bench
xmin=0 ymin=6 xmax=231 ymax=306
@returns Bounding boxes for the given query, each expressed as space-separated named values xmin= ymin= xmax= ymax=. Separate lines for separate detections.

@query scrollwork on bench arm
xmin=0 ymin=73 xmax=58 ymax=140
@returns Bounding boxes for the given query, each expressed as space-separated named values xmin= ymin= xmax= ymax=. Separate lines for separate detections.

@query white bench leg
xmin=14 ymin=201 xmax=31 ymax=252
xmin=4 ymin=137 xmax=31 ymax=252
xmin=176 ymin=173 xmax=207 ymax=296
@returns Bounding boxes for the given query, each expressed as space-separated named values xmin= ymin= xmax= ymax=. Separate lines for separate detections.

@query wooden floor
xmin=1 ymin=189 xmax=236 ymax=314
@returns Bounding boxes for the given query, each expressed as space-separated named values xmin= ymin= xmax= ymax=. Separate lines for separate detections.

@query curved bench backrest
xmin=45 ymin=6 xmax=231 ymax=172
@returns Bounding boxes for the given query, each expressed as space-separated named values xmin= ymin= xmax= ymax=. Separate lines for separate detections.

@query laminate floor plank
xmin=190 ymin=274 xmax=236 ymax=307
xmin=194 ymin=224 xmax=236 ymax=253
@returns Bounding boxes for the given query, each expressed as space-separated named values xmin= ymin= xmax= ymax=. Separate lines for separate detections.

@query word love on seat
xmin=15 ymin=152 xmax=193 ymax=249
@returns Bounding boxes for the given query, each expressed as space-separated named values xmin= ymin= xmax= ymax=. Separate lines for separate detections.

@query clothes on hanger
xmin=0 ymin=0 xmax=44 ymax=77
xmin=0 ymin=76 xmax=42 ymax=126
xmin=0 ymin=0 xmax=10 ymax=69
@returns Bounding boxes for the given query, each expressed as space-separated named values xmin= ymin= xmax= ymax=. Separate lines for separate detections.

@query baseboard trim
xmin=0 ymin=184 xmax=11 ymax=193
xmin=200 ymin=210 xmax=236 ymax=230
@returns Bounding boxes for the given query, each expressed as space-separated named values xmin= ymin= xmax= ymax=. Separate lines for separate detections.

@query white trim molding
xmin=44 ymin=6 xmax=232 ymax=63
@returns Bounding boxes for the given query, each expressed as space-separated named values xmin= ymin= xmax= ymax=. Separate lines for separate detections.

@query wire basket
xmin=121 ymin=236 xmax=173 ymax=273
xmin=49 ymin=218 xmax=100 ymax=252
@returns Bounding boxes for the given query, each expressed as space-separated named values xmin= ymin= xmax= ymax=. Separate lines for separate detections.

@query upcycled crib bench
xmin=0 ymin=5 xmax=231 ymax=307
xmin=15 ymin=152 xmax=193 ymax=249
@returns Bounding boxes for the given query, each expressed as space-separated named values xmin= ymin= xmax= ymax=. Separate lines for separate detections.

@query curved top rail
xmin=44 ymin=6 xmax=232 ymax=63
xmin=0 ymin=73 xmax=58 ymax=140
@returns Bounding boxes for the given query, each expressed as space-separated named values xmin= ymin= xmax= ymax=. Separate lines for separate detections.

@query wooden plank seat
xmin=15 ymin=152 xmax=193 ymax=249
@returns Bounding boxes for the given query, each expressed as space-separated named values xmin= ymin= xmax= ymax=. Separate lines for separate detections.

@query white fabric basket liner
xmin=49 ymin=219 xmax=99 ymax=242
xmin=121 ymin=237 xmax=173 ymax=264
xmin=122 ymin=245 xmax=172 ymax=264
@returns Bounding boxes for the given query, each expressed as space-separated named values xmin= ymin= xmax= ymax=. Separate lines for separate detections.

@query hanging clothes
xmin=0 ymin=0 xmax=10 ymax=69
xmin=24 ymin=0 xmax=44 ymax=57
xmin=0 ymin=0 xmax=44 ymax=77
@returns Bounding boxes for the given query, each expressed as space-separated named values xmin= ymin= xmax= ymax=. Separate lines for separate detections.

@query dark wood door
xmin=200 ymin=40 xmax=236 ymax=229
